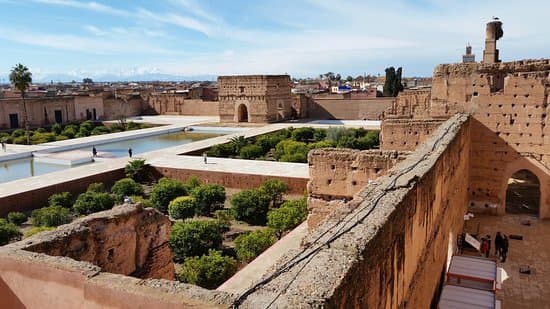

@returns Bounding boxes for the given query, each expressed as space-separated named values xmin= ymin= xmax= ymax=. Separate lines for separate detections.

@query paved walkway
xmin=469 ymin=214 xmax=550 ymax=309
xmin=149 ymin=155 xmax=309 ymax=179
xmin=217 ymin=222 xmax=308 ymax=294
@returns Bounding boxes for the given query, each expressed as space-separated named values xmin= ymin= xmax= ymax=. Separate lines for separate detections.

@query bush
xmin=0 ymin=219 xmax=22 ymax=245
xmin=79 ymin=120 xmax=95 ymax=132
xmin=91 ymin=126 xmax=111 ymax=135
xmin=7 ymin=212 xmax=27 ymax=226
xmin=213 ymin=209 xmax=233 ymax=232
xmin=73 ymin=192 xmax=115 ymax=215
xmin=150 ymin=178 xmax=187 ymax=213
xmin=55 ymin=135 xmax=69 ymax=141
xmin=255 ymin=135 xmax=282 ymax=153
xmin=267 ymin=198 xmax=308 ymax=237
xmin=13 ymin=136 xmax=27 ymax=144
xmin=176 ymin=250 xmax=237 ymax=289
xmin=239 ymin=144 xmax=264 ymax=160
xmin=31 ymin=206 xmax=71 ymax=227
xmin=24 ymin=226 xmax=55 ymax=238
xmin=313 ymin=129 xmax=326 ymax=142
xmin=259 ymin=179 xmax=288 ymax=207
xmin=275 ymin=140 xmax=309 ymax=163
xmin=87 ymin=182 xmax=106 ymax=193
xmin=185 ymin=176 xmax=202 ymax=191
xmin=168 ymin=196 xmax=197 ymax=220
xmin=169 ymin=220 xmax=223 ymax=261
xmin=308 ymin=140 xmax=335 ymax=150
xmin=291 ymin=127 xmax=315 ymax=142
xmin=207 ymin=143 xmax=236 ymax=157
xmin=124 ymin=159 xmax=150 ymax=183
xmin=111 ymin=178 xmax=144 ymax=197
xmin=51 ymin=123 xmax=63 ymax=135
xmin=130 ymin=195 xmax=153 ymax=208
xmin=356 ymin=131 xmax=379 ymax=150
xmin=230 ymin=189 xmax=271 ymax=225
xmin=336 ymin=135 xmax=359 ymax=149
xmin=190 ymin=184 xmax=226 ymax=216
xmin=234 ymin=229 xmax=276 ymax=262
xmin=11 ymin=129 xmax=25 ymax=138
xmin=48 ymin=192 xmax=73 ymax=208
xmin=60 ymin=126 xmax=77 ymax=138
xmin=35 ymin=127 xmax=47 ymax=133
xmin=126 ymin=121 xmax=140 ymax=130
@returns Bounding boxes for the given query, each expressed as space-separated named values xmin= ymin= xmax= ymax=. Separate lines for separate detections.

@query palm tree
xmin=9 ymin=64 xmax=32 ymax=145
xmin=229 ymin=136 xmax=248 ymax=153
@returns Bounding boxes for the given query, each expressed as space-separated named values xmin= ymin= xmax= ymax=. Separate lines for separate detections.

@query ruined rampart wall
xmin=307 ymin=97 xmax=392 ymax=120
xmin=385 ymin=90 xmax=431 ymax=119
xmin=239 ymin=114 xmax=471 ymax=308
xmin=151 ymin=166 xmax=307 ymax=195
xmin=103 ymin=97 xmax=144 ymax=119
xmin=8 ymin=204 xmax=174 ymax=279
xmin=307 ymin=149 xmax=408 ymax=227
xmin=0 ymin=205 xmax=232 ymax=309
xmin=147 ymin=94 xmax=219 ymax=116
xmin=380 ymin=118 xmax=444 ymax=151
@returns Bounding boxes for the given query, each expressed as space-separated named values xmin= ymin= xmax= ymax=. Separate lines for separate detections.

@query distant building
xmin=463 ymin=44 xmax=476 ymax=63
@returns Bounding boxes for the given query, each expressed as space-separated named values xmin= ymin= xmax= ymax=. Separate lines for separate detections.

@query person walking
xmin=495 ymin=232 xmax=503 ymax=257
xmin=501 ymin=235 xmax=509 ymax=262
xmin=128 ymin=147 xmax=133 ymax=158
xmin=92 ymin=146 xmax=97 ymax=157
xmin=1 ymin=140 xmax=5 ymax=152
xmin=485 ymin=235 xmax=491 ymax=258
xmin=203 ymin=152 xmax=207 ymax=164
xmin=480 ymin=237 xmax=488 ymax=257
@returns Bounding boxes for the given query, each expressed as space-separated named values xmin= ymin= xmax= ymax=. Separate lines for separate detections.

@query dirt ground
xmin=468 ymin=214 xmax=550 ymax=309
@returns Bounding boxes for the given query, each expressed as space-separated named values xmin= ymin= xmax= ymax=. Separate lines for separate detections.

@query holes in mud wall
xmin=327 ymin=179 xmax=332 ymax=185
xmin=107 ymin=248 xmax=115 ymax=263
xmin=331 ymin=165 xmax=336 ymax=170
xmin=351 ymin=166 xmax=358 ymax=171
xmin=473 ymin=92 xmax=479 ymax=97
xmin=352 ymin=180 xmax=357 ymax=186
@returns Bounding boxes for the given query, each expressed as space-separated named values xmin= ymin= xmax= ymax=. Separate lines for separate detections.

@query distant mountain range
xmin=0 ymin=72 xmax=217 ymax=83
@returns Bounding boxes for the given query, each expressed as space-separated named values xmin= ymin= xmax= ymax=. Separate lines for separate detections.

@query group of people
xmin=480 ymin=231 xmax=509 ymax=262
xmin=92 ymin=146 xmax=133 ymax=158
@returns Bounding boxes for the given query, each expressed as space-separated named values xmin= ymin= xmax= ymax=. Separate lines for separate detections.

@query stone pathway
xmin=468 ymin=214 xmax=550 ymax=309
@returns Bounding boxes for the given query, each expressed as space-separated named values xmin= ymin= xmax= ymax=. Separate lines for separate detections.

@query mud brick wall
xmin=380 ymin=118 xmax=444 ymax=151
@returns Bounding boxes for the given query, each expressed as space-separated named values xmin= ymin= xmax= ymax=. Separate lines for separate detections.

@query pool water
xmin=0 ymin=131 xmax=221 ymax=184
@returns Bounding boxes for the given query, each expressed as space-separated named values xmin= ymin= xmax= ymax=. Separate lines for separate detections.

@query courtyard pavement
xmin=468 ymin=214 xmax=550 ymax=309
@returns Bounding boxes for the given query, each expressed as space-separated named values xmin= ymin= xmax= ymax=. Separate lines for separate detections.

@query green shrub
xmin=336 ymin=135 xmax=359 ymax=149
xmin=31 ymin=206 xmax=71 ymax=227
xmin=150 ymin=178 xmax=187 ymax=213
xmin=79 ymin=120 xmax=95 ymax=132
xmin=0 ymin=219 xmax=22 ymax=245
xmin=213 ymin=209 xmax=233 ymax=232
xmin=275 ymin=140 xmax=309 ymax=163
xmin=308 ymin=140 xmax=335 ymax=150
xmin=31 ymin=132 xmax=57 ymax=144
xmin=11 ymin=129 xmax=25 ymax=138
xmin=169 ymin=220 xmax=223 ymax=261
xmin=91 ymin=126 xmax=111 ymax=135
xmin=13 ymin=136 xmax=27 ymax=144
xmin=356 ymin=131 xmax=379 ymax=150
xmin=130 ymin=195 xmax=153 ymax=208
xmin=259 ymin=179 xmax=288 ymax=207
xmin=48 ymin=192 xmax=73 ymax=208
xmin=124 ymin=159 xmax=150 ymax=183
xmin=207 ymin=143 xmax=236 ymax=157
xmin=291 ymin=127 xmax=315 ymax=142
xmin=190 ymin=184 xmax=226 ymax=216
xmin=35 ymin=127 xmax=47 ymax=133
xmin=55 ymin=135 xmax=69 ymax=141
xmin=126 ymin=121 xmax=140 ymax=130
xmin=7 ymin=212 xmax=27 ymax=226
xmin=267 ymin=198 xmax=308 ymax=237
xmin=185 ymin=176 xmax=202 ymax=191
xmin=313 ymin=129 xmax=326 ymax=142
xmin=60 ymin=126 xmax=77 ymax=138
xmin=234 ymin=229 xmax=276 ymax=262
xmin=24 ymin=226 xmax=55 ymax=238
xmin=51 ymin=123 xmax=63 ymax=135
xmin=73 ymin=192 xmax=115 ymax=215
xmin=111 ymin=178 xmax=144 ymax=197
xmin=168 ymin=196 xmax=197 ymax=220
xmin=230 ymin=189 xmax=271 ymax=225
xmin=176 ymin=250 xmax=237 ymax=289
xmin=255 ymin=134 xmax=282 ymax=153
xmin=87 ymin=182 xmax=106 ymax=193
xmin=239 ymin=144 xmax=264 ymax=160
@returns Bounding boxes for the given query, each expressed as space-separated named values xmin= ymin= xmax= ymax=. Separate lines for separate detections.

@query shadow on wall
xmin=469 ymin=118 xmax=550 ymax=218
xmin=0 ymin=277 xmax=24 ymax=309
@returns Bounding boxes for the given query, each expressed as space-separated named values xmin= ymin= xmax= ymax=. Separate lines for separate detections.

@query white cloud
xmin=32 ymin=0 xmax=129 ymax=16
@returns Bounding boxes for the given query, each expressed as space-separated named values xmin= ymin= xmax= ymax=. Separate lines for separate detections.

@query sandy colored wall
xmin=380 ymin=118 xmax=444 ymax=151
xmin=307 ymin=149 xmax=408 ymax=227
xmin=147 ymin=94 xmax=219 ymax=116
xmin=0 ymin=168 xmax=124 ymax=217
xmin=9 ymin=204 xmax=174 ymax=280
xmin=239 ymin=114 xmax=471 ymax=308
xmin=74 ymin=96 xmax=104 ymax=121
xmin=152 ymin=166 xmax=307 ymax=195
xmin=307 ymin=97 xmax=392 ymax=120
xmin=103 ymin=97 xmax=143 ymax=119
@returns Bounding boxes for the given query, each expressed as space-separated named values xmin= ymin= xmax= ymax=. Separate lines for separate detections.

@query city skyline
xmin=0 ymin=0 xmax=548 ymax=81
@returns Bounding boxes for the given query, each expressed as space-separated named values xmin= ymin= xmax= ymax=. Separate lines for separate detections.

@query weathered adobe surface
xmin=380 ymin=118 xmax=445 ymax=151
xmin=8 ymin=203 xmax=174 ymax=280
xmin=237 ymin=114 xmax=470 ymax=308
xmin=307 ymin=148 xmax=409 ymax=228
xmin=0 ymin=247 xmax=234 ymax=309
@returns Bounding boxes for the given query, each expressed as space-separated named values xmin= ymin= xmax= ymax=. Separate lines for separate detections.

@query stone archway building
xmin=218 ymin=75 xmax=293 ymax=123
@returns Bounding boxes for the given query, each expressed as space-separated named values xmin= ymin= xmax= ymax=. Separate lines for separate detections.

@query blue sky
xmin=0 ymin=0 xmax=548 ymax=81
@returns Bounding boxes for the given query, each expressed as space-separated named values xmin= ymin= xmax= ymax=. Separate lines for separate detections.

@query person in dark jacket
xmin=495 ymin=232 xmax=503 ymax=256
xmin=501 ymin=235 xmax=509 ymax=262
